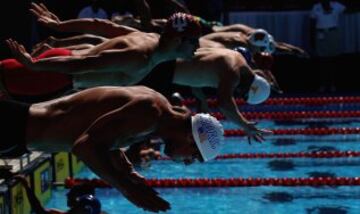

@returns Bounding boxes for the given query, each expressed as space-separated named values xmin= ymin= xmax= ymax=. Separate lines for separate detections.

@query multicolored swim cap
xmin=249 ymin=29 xmax=275 ymax=54
xmin=163 ymin=13 xmax=202 ymax=38
xmin=191 ymin=113 xmax=224 ymax=162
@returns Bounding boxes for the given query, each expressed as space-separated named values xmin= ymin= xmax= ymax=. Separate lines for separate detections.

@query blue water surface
xmin=46 ymin=119 xmax=360 ymax=214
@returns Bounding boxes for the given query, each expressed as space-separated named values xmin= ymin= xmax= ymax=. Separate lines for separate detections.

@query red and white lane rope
xmin=157 ymin=151 xmax=360 ymax=160
xmin=209 ymin=111 xmax=360 ymax=120
xmin=224 ymin=127 xmax=360 ymax=136
xmin=183 ymin=96 xmax=360 ymax=107
xmin=65 ymin=177 xmax=360 ymax=188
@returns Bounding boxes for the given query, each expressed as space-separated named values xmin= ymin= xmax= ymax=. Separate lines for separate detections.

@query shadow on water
xmin=267 ymin=160 xmax=295 ymax=171
xmin=306 ymin=206 xmax=348 ymax=214
xmin=272 ymin=138 xmax=297 ymax=146
xmin=307 ymin=171 xmax=336 ymax=178
xmin=271 ymin=137 xmax=360 ymax=144
xmin=268 ymin=159 xmax=360 ymax=169
xmin=263 ymin=191 xmax=294 ymax=203
xmin=307 ymin=146 xmax=338 ymax=152
xmin=274 ymin=121 xmax=353 ymax=127
xmin=263 ymin=190 xmax=360 ymax=202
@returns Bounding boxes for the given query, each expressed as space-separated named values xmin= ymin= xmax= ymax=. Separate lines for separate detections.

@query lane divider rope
xmin=65 ymin=177 xmax=360 ymax=188
xmin=183 ymin=96 xmax=360 ymax=107
xmin=157 ymin=151 xmax=360 ymax=160
xmin=224 ymin=127 xmax=360 ymax=136
xmin=208 ymin=111 xmax=360 ymax=120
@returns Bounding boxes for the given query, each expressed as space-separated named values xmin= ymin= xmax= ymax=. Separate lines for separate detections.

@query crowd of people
xmin=1 ymin=0 xmax=349 ymax=213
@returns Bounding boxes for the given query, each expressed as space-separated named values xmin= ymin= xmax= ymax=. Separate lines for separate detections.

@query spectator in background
xmin=310 ymin=0 xmax=346 ymax=57
xmin=78 ymin=0 xmax=108 ymax=19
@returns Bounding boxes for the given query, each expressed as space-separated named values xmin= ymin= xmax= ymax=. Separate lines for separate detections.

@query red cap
xmin=163 ymin=13 xmax=202 ymax=38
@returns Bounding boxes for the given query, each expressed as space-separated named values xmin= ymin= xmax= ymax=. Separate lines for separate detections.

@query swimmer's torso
xmin=174 ymin=48 xmax=246 ymax=88
xmin=72 ymin=32 xmax=160 ymax=86
xmin=25 ymin=86 xmax=167 ymax=152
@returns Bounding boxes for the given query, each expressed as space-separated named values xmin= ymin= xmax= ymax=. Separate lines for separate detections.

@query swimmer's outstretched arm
xmin=212 ymin=24 xmax=253 ymax=34
xmin=72 ymin=99 xmax=170 ymax=212
xmin=7 ymin=39 xmax=135 ymax=74
xmin=35 ymin=35 xmax=107 ymax=49
xmin=217 ymin=66 xmax=271 ymax=144
xmin=30 ymin=3 xmax=139 ymax=38
xmin=274 ymin=41 xmax=309 ymax=58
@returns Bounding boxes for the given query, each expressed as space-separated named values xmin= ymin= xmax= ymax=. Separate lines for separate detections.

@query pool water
xmin=47 ymin=119 xmax=360 ymax=214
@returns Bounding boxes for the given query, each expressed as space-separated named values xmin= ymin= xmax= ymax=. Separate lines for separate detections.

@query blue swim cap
xmin=233 ymin=46 xmax=252 ymax=64
xmin=74 ymin=194 xmax=101 ymax=214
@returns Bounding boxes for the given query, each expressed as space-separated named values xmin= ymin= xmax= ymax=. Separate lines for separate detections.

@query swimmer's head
xmin=235 ymin=68 xmax=271 ymax=104
xmin=69 ymin=194 xmax=101 ymax=214
xmin=170 ymin=92 xmax=185 ymax=106
xmin=160 ymin=13 xmax=202 ymax=59
xmin=67 ymin=184 xmax=95 ymax=208
xmin=245 ymin=74 xmax=271 ymax=105
xmin=191 ymin=113 xmax=224 ymax=162
xmin=248 ymin=29 xmax=275 ymax=54
xmin=163 ymin=112 xmax=224 ymax=164
xmin=163 ymin=13 xmax=202 ymax=39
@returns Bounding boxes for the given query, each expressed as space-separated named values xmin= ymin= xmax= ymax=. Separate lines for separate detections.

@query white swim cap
xmin=191 ymin=113 xmax=224 ymax=162
xmin=247 ymin=74 xmax=271 ymax=105
xmin=249 ymin=29 xmax=274 ymax=54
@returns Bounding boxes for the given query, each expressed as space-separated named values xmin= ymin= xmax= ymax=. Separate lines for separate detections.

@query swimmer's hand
xmin=275 ymin=42 xmax=309 ymax=58
xmin=119 ymin=171 xmax=171 ymax=212
xmin=6 ymin=39 xmax=33 ymax=68
xmin=111 ymin=149 xmax=170 ymax=212
xmin=30 ymin=3 xmax=61 ymax=30
xmin=243 ymin=121 xmax=272 ymax=144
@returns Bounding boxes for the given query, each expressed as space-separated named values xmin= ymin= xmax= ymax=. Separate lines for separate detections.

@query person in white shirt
xmin=310 ymin=0 xmax=346 ymax=57
xmin=78 ymin=0 xmax=108 ymax=19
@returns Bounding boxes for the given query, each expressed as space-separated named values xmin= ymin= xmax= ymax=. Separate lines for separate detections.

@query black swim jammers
xmin=0 ymin=100 xmax=30 ymax=158
xmin=138 ymin=60 xmax=176 ymax=98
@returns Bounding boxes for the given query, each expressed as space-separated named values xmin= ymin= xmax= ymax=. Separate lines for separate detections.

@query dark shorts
xmin=0 ymin=100 xmax=30 ymax=158
xmin=137 ymin=60 xmax=176 ymax=98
